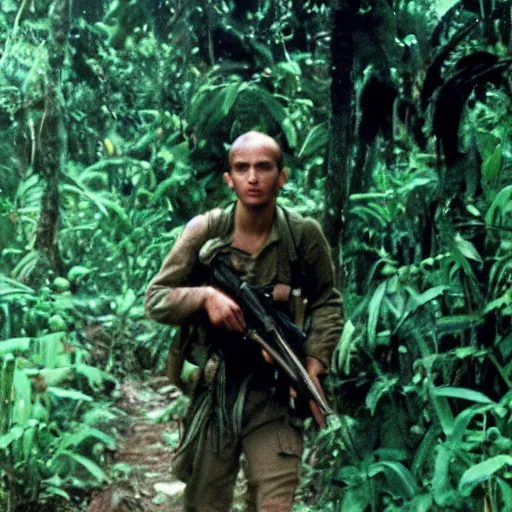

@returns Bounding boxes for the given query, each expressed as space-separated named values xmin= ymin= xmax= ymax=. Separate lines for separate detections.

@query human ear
xmin=223 ymin=171 xmax=234 ymax=188
xmin=278 ymin=167 xmax=289 ymax=189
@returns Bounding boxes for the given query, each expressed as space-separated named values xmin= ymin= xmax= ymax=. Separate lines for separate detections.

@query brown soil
xmin=87 ymin=377 xmax=186 ymax=512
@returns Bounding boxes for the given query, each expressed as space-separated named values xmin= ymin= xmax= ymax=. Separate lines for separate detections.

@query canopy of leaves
xmin=1 ymin=0 xmax=512 ymax=510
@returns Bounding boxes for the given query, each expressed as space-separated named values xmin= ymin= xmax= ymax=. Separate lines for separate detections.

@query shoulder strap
xmin=281 ymin=207 xmax=309 ymax=294
xmin=205 ymin=203 xmax=235 ymax=239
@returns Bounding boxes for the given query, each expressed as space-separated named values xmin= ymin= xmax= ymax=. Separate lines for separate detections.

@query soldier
xmin=145 ymin=131 xmax=343 ymax=511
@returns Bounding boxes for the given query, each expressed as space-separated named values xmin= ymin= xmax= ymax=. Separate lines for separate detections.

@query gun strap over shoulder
xmin=281 ymin=206 xmax=310 ymax=296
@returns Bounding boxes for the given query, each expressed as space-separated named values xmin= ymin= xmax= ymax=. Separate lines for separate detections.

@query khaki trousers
xmin=183 ymin=390 xmax=303 ymax=512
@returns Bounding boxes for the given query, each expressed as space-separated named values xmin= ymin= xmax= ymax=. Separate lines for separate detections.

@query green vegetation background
xmin=1 ymin=0 xmax=512 ymax=510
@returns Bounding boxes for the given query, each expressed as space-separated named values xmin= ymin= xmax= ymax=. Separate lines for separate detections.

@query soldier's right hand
xmin=204 ymin=287 xmax=246 ymax=332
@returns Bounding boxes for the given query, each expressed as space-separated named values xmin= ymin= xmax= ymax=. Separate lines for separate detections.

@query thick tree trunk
xmin=324 ymin=0 xmax=356 ymax=286
xmin=34 ymin=0 xmax=70 ymax=275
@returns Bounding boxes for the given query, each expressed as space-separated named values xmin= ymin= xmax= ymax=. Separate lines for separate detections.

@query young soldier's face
xmin=224 ymin=142 xmax=286 ymax=209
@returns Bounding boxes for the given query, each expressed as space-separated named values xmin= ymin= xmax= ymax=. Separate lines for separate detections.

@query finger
xmin=225 ymin=316 xmax=242 ymax=332
xmin=230 ymin=314 xmax=245 ymax=332
xmin=261 ymin=350 xmax=275 ymax=365
xmin=310 ymin=400 xmax=326 ymax=428
xmin=272 ymin=284 xmax=291 ymax=302
xmin=233 ymin=307 xmax=246 ymax=330
xmin=309 ymin=374 xmax=324 ymax=395
xmin=224 ymin=310 xmax=245 ymax=332
xmin=290 ymin=387 xmax=297 ymax=399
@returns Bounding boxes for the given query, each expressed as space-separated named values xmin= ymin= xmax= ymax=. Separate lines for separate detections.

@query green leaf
xmin=482 ymin=143 xmax=502 ymax=181
xmin=459 ymin=455 xmax=512 ymax=497
xmin=429 ymin=384 xmax=454 ymax=436
xmin=0 ymin=274 xmax=34 ymax=299
xmin=281 ymin=117 xmax=297 ymax=149
xmin=22 ymin=424 xmax=36 ymax=461
xmin=408 ymin=285 xmax=447 ymax=311
xmin=433 ymin=444 xmax=459 ymax=507
xmin=335 ymin=319 xmax=355 ymax=375
xmin=449 ymin=404 xmax=493 ymax=445
xmin=396 ymin=175 xmax=437 ymax=195
xmin=47 ymin=386 xmax=93 ymax=402
xmin=0 ymin=355 xmax=16 ymax=432
xmin=341 ymin=485 xmax=371 ymax=512
xmin=116 ymin=288 xmax=136 ymax=315
xmin=67 ymin=265 xmax=93 ymax=282
xmin=222 ymin=82 xmax=244 ymax=118
xmin=485 ymin=184 xmax=512 ymax=226
xmin=0 ymin=425 xmax=24 ymax=449
xmin=298 ymin=122 xmax=328 ymax=158
xmin=62 ymin=426 xmax=116 ymax=451
xmin=365 ymin=377 xmax=398 ymax=416
xmin=0 ymin=337 xmax=31 ymax=355
xmin=409 ymin=494 xmax=433 ymax=512
xmin=76 ymin=363 xmax=115 ymax=392
xmin=395 ymin=285 xmax=448 ymax=331
xmin=99 ymin=197 xmax=131 ymax=229
xmin=496 ymin=478 xmax=512 ymax=511
xmin=436 ymin=315 xmax=484 ymax=335
xmin=484 ymin=296 xmax=510 ymax=314
xmin=368 ymin=461 xmax=418 ymax=499
xmin=44 ymin=487 xmax=70 ymax=500
xmin=59 ymin=450 xmax=108 ymax=483
xmin=205 ymin=83 xmax=244 ymax=133
xmin=39 ymin=332 xmax=65 ymax=369
xmin=367 ymin=281 xmax=387 ymax=350
xmin=12 ymin=369 xmax=32 ymax=427
xmin=435 ymin=0 xmax=462 ymax=17
xmin=39 ymin=367 xmax=73 ymax=386
xmin=60 ymin=184 xmax=108 ymax=216
xmin=152 ymin=492 xmax=168 ymax=505
xmin=466 ymin=204 xmax=481 ymax=217
xmin=454 ymin=234 xmax=483 ymax=263
xmin=412 ymin=426 xmax=439 ymax=477
xmin=277 ymin=60 xmax=301 ymax=76
xmin=433 ymin=386 xmax=494 ymax=404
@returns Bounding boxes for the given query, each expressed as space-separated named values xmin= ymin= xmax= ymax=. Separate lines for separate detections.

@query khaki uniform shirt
xmin=145 ymin=204 xmax=343 ymax=371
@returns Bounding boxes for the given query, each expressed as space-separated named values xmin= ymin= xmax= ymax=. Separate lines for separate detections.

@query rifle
xmin=207 ymin=253 xmax=335 ymax=425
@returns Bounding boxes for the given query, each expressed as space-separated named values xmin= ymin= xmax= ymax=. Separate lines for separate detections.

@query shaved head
xmin=229 ymin=131 xmax=283 ymax=172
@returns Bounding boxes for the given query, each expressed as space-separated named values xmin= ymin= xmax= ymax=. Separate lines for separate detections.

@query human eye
xmin=257 ymin=161 xmax=274 ymax=171
xmin=233 ymin=163 xmax=249 ymax=172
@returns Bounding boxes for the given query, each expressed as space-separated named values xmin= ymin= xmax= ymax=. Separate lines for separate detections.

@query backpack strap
xmin=281 ymin=206 xmax=308 ymax=293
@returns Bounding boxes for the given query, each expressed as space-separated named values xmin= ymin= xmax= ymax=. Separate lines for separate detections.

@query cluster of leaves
xmin=298 ymin=1 xmax=512 ymax=511
xmin=0 ymin=273 xmax=118 ymax=509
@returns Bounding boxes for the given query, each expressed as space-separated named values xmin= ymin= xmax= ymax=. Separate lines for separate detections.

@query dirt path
xmin=88 ymin=378 xmax=186 ymax=512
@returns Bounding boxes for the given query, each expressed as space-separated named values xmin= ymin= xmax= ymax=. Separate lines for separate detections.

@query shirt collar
xmin=213 ymin=203 xmax=289 ymax=256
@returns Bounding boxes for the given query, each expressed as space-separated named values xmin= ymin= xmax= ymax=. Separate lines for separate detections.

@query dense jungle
xmin=1 ymin=0 xmax=512 ymax=510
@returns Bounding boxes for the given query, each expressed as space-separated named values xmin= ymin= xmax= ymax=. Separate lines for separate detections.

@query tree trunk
xmin=324 ymin=0 xmax=356 ymax=287
xmin=34 ymin=0 xmax=70 ymax=276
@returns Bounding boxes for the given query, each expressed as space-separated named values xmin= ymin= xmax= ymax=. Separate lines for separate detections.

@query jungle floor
xmin=87 ymin=377 xmax=186 ymax=512
xmin=82 ymin=377 xmax=247 ymax=512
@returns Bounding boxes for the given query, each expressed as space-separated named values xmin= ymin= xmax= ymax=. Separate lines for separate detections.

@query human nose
xmin=247 ymin=167 xmax=258 ymax=183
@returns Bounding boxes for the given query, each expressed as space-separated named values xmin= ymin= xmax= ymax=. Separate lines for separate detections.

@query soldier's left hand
xmin=306 ymin=357 xmax=327 ymax=427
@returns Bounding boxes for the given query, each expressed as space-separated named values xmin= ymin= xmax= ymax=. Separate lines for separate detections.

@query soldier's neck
xmin=234 ymin=200 xmax=276 ymax=235
xmin=232 ymin=200 xmax=276 ymax=254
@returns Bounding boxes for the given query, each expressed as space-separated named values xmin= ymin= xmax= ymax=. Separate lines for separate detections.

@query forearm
xmin=300 ymin=218 xmax=344 ymax=369
xmin=144 ymin=214 xmax=212 ymax=325
xmin=304 ymin=293 xmax=344 ymax=369
xmin=144 ymin=285 xmax=213 ymax=325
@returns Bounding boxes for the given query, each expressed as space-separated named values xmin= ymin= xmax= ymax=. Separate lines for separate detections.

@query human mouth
xmin=247 ymin=189 xmax=261 ymax=196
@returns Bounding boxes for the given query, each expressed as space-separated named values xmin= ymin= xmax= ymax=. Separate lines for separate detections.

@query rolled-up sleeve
xmin=144 ymin=215 xmax=210 ymax=325
xmin=301 ymin=218 xmax=344 ymax=369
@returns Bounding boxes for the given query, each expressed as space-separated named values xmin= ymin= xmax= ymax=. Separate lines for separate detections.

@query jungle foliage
xmin=0 ymin=0 xmax=512 ymax=510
